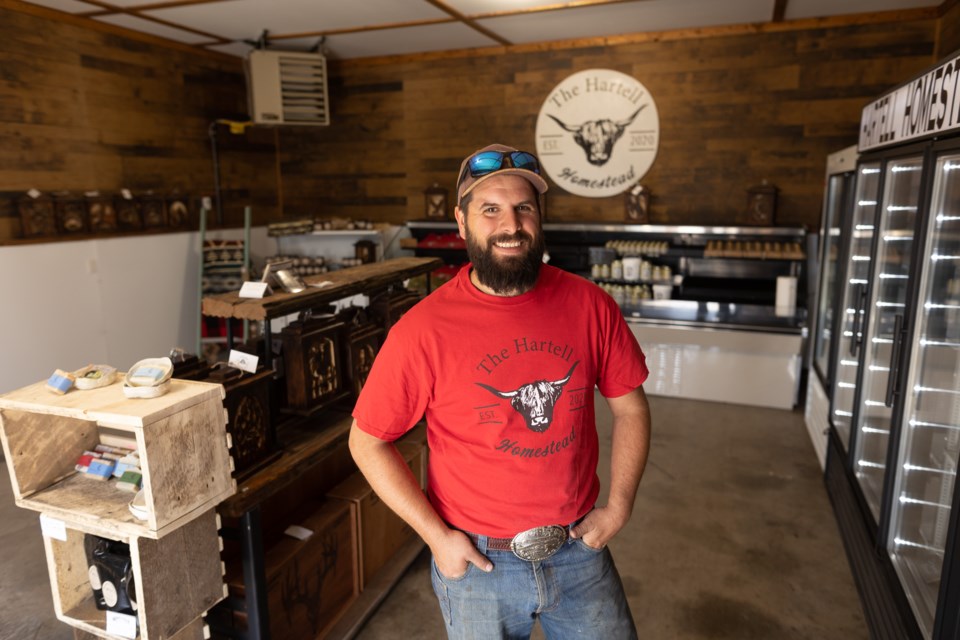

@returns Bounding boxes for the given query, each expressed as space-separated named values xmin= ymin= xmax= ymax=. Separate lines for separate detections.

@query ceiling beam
xmin=422 ymin=0 xmax=512 ymax=46
xmin=772 ymin=0 xmax=788 ymax=22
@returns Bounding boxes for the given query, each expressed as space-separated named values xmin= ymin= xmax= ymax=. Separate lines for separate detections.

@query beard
xmin=465 ymin=225 xmax=545 ymax=295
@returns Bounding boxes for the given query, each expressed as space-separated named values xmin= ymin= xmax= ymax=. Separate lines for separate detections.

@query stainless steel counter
xmin=622 ymin=300 xmax=806 ymax=334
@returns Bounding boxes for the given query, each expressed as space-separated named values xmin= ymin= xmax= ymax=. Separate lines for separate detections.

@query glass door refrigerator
xmin=805 ymin=145 xmax=858 ymax=470
xmin=886 ymin=145 xmax=960 ymax=640
xmin=824 ymin=51 xmax=960 ymax=640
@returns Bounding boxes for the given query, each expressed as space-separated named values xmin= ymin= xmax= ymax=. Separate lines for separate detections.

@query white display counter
xmin=629 ymin=318 xmax=805 ymax=410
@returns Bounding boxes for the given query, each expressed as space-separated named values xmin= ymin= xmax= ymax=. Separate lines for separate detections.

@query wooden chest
xmin=206 ymin=366 xmax=277 ymax=478
xmin=338 ymin=309 xmax=383 ymax=401
xmin=369 ymin=289 xmax=421 ymax=334
xmin=327 ymin=442 xmax=423 ymax=590
xmin=281 ymin=314 xmax=348 ymax=413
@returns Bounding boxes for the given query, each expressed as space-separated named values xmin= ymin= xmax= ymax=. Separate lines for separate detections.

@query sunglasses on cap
xmin=458 ymin=150 xmax=541 ymax=185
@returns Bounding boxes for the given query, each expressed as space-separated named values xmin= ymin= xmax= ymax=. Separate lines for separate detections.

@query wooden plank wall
xmin=939 ymin=0 xmax=960 ymax=57
xmin=0 ymin=1 xmax=276 ymax=235
xmin=0 ymin=2 xmax=948 ymax=242
xmin=286 ymin=16 xmax=938 ymax=229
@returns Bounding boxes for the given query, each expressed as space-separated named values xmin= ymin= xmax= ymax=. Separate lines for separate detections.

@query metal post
xmin=240 ymin=506 xmax=270 ymax=639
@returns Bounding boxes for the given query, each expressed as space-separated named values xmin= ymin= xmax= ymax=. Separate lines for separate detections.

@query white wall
xmin=0 ymin=225 xmax=411 ymax=395
xmin=0 ymin=227 xmax=273 ymax=394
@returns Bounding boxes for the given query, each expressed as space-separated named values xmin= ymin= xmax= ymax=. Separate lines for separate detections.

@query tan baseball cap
xmin=456 ymin=144 xmax=549 ymax=205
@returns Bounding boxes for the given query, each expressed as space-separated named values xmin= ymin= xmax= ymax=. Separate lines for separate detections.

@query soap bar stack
xmin=75 ymin=444 xmax=142 ymax=492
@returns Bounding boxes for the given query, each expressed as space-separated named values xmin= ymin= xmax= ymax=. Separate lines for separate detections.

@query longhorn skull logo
xmin=548 ymin=105 xmax=647 ymax=166
xmin=476 ymin=361 xmax=579 ymax=433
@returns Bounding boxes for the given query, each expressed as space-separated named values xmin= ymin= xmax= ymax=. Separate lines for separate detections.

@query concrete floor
xmin=0 ymin=394 xmax=868 ymax=639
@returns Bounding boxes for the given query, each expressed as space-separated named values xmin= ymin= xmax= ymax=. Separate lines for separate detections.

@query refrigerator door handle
xmin=850 ymin=283 xmax=867 ymax=357
xmin=884 ymin=313 xmax=905 ymax=408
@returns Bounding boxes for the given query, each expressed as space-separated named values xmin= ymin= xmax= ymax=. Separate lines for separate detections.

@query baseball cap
xmin=456 ymin=144 xmax=549 ymax=205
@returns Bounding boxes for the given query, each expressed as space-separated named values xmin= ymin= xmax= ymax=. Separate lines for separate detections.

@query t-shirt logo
xmin=475 ymin=361 xmax=579 ymax=433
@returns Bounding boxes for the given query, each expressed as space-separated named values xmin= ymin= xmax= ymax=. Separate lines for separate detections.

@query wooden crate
xmin=0 ymin=379 xmax=235 ymax=539
xmin=327 ymin=442 xmax=423 ymax=590
xmin=224 ymin=499 xmax=358 ymax=640
xmin=74 ymin=615 xmax=208 ymax=639
xmin=46 ymin=509 xmax=226 ymax=640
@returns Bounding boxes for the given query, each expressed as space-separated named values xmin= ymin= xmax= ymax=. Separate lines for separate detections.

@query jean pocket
xmin=573 ymin=538 xmax=605 ymax=554
xmin=433 ymin=557 xmax=474 ymax=583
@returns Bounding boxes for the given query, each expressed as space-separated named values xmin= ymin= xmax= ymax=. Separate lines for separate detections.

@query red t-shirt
xmin=352 ymin=264 xmax=648 ymax=537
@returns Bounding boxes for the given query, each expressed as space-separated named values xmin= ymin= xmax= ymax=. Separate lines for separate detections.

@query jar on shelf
xmin=611 ymin=260 xmax=623 ymax=280
xmin=640 ymin=260 xmax=652 ymax=282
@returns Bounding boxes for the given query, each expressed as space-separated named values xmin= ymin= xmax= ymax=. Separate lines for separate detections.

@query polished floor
xmin=0 ymin=394 xmax=867 ymax=640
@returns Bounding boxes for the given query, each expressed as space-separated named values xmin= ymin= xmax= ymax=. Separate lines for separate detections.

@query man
xmin=349 ymin=143 xmax=651 ymax=639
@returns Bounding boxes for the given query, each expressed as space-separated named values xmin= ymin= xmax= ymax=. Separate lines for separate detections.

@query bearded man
xmin=349 ymin=143 xmax=652 ymax=640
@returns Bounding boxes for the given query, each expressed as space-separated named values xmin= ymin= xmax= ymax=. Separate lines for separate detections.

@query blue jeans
xmin=430 ymin=533 xmax=638 ymax=639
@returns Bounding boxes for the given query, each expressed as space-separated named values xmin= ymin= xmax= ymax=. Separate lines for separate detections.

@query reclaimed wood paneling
xmin=0 ymin=1 xmax=944 ymax=239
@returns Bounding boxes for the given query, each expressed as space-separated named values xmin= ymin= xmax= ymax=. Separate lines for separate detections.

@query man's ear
xmin=455 ymin=206 xmax=467 ymax=240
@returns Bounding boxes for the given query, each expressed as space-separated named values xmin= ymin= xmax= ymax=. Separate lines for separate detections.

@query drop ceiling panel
xmin=320 ymin=22 xmax=500 ymax=59
xmin=20 ymin=0 xmax=98 ymax=13
xmin=12 ymin=0 xmax=942 ymax=59
xmin=478 ymin=0 xmax=776 ymax=45
xmin=784 ymin=0 xmax=936 ymax=18
xmin=93 ymin=13 xmax=214 ymax=44
xmin=142 ymin=0 xmax=449 ymax=42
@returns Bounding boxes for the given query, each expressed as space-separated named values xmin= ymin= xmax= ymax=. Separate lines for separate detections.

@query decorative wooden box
xmin=18 ymin=193 xmax=57 ymax=237
xmin=53 ymin=192 xmax=88 ymax=234
xmin=84 ymin=193 xmax=119 ymax=234
xmin=369 ymin=289 xmax=421 ymax=334
xmin=338 ymin=308 xmax=383 ymax=401
xmin=114 ymin=196 xmax=143 ymax=231
xmin=281 ymin=314 xmax=348 ymax=414
xmin=205 ymin=366 xmax=277 ymax=478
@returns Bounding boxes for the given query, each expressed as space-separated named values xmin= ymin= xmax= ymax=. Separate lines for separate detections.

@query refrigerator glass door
xmin=814 ymin=172 xmax=854 ymax=383
xmin=853 ymin=156 xmax=924 ymax=521
xmin=889 ymin=152 xmax=960 ymax=640
xmin=832 ymin=163 xmax=881 ymax=451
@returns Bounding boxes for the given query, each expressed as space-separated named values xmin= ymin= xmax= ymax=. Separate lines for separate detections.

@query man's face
xmin=455 ymin=174 xmax=545 ymax=296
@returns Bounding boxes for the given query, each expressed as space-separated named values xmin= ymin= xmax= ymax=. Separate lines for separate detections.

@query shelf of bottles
xmin=588 ymin=240 xmax=675 ymax=304
xmin=853 ymin=156 xmax=924 ymax=521
xmin=832 ymin=162 xmax=882 ymax=452
xmin=888 ymin=153 xmax=960 ymax=640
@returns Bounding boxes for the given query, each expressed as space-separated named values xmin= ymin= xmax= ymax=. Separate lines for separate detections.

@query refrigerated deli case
xmin=824 ymin=51 xmax=960 ymax=640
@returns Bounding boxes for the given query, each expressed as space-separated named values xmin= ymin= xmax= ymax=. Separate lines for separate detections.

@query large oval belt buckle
xmin=510 ymin=525 xmax=568 ymax=562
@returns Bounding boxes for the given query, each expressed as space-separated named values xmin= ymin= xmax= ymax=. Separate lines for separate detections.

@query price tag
xmin=121 ymin=189 xmax=133 ymax=200
xmin=106 ymin=611 xmax=138 ymax=639
xmin=27 ymin=188 xmax=41 ymax=199
xmin=239 ymin=281 xmax=271 ymax=299
xmin=228 ymin=350 xmax=259 ymax=374
xmin=39 ymin=514 xmax=67 ymax=541
xmin=284 ymin=525 xmax=314 ymax=541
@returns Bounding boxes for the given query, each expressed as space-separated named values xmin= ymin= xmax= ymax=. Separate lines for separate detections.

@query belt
xmin=464 ymin=524 xmax=570 ymax=562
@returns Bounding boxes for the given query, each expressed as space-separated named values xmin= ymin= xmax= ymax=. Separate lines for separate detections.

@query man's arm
xmin=348 ymin=422 xmax=493 ymax=576
xmin=569 ymin=385 xmax=651 ymax=548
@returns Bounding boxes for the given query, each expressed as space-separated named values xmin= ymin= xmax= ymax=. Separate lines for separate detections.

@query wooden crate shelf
xmin=0 ymin=378 xmax=236 ymax=539
xmin=45 ymin=509 xmax=226 ymax=640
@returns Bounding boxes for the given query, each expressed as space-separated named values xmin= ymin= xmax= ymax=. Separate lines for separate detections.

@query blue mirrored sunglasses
xmin=459 ymin=150 xmax=541 ymax=186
